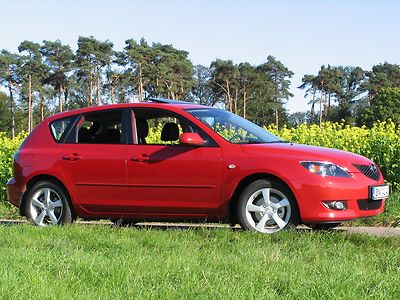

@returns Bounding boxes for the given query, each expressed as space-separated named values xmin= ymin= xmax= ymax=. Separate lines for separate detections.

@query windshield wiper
xmin=243 ymin=140 xmax=290 ymax=144
xmin=265 ymin=140 xmax=290 ymax=144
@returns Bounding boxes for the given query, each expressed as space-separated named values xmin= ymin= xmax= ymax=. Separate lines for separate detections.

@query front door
xmin=126 ymin=108 xmax=222 ymax=217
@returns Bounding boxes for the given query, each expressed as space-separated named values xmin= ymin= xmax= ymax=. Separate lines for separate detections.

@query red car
xmin=7 ymin=98 xmax=389 ymax=233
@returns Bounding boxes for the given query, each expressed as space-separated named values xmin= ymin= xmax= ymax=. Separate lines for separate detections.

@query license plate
xmin=369 ymin=185 xmax=390 ymax=200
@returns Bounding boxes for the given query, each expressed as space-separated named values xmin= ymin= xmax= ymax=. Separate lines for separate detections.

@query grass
xmin=0 ymin=225 xmax=399 ymax=299
xmin=0 ymin=201 xmax=20 ymax=219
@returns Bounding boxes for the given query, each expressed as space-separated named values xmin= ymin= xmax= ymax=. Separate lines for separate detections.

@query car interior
xmin=77 ymin=110 xmax=122 ymax=144
xmin=71 ymin=108 xmax=215 ymax=146
xmin=133 ymin=109 xmax=188 ymax=145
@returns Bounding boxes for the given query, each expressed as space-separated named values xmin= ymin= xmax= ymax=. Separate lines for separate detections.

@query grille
xmin=353 ymin=164 xmax=380 ymax=181
xmin=357 ymin=199 xmax=383 ymax=210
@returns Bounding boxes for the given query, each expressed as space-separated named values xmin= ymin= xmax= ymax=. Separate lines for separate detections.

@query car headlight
xmin=300 ymin=161 xmax=350 ymax=177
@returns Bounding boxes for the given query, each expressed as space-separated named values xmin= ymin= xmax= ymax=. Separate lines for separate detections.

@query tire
xmin=111 ymin=218 xmax=137 ymax=227
xmin=307 ymin=223 xmax=342 ymax=231
xmin=237 ymin=179 xmax=300 ymax=233
xmin=25 ymin=181 xmax=73 ymax=226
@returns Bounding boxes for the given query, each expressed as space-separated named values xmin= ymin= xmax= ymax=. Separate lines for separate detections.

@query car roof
xmin=44 ymin=99 xmax=210 ymax=123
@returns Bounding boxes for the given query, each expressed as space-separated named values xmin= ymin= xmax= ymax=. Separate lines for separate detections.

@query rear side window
xmin=76 ymin=109 xmax=125 ymax=144
xmin=50 ymin=117 xmax=73 ymax=141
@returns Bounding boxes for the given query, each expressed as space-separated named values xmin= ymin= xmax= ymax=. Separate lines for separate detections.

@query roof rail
xmin=147 ymin=97 xmax=193 ymax=104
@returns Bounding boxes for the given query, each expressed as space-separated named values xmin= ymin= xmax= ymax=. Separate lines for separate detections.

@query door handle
xmin=130 ymin=154 xmax=150 ymax=162
xmin=62 ymin=153 xmax=83 ymax=161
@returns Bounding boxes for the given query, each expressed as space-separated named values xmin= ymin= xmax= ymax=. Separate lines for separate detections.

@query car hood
xmin=241 ymin=143 xmax=374 ymax=172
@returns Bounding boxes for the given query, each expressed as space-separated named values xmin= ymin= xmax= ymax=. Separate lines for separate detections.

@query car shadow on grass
xmin=0 ymin=219 xmax=346 ymax=234
xmin=110 ymin=221 xmax=324 ymax=233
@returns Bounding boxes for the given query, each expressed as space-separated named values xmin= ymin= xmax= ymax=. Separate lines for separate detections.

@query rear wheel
xmin=25 ymin=181 xmax=73 ymax=226
xmin=237 ymin=179 xmax=299 ymax=233
xmin=307 ymin=223 xmax=342 ymax=231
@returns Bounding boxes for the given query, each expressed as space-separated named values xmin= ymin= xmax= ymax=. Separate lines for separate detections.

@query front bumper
xmin=291 ymin=172 xmax=386 ymax=223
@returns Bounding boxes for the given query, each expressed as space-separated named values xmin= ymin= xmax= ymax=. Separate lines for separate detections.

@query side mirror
xmin=179 ymin=133 xmax=204 ymax=146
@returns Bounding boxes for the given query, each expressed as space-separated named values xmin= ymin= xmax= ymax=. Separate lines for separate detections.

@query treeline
xmin=1 ymin=36 xmax=400 ymax=137
xmin=298 ymin=64 xmax=400 ymax=127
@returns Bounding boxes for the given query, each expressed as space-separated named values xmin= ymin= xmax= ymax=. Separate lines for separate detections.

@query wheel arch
xmin=20 ymin=174 xmax=76 ymax=219
xmin=228 ymin=172 xmax=301 ymax=225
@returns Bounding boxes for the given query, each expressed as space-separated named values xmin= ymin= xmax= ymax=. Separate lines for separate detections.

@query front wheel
xmin=25 ymin=181 xmax=73 ymax=226
xmin=237 ymin=179 xmax=300 ymax=233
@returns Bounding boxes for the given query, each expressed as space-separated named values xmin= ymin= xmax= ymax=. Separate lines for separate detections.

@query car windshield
xmin=185 ymin=108 xmax=283 ymax=144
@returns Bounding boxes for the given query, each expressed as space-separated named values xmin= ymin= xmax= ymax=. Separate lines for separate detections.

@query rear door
xmin=58 ymin=108 xmax=130 ymax=213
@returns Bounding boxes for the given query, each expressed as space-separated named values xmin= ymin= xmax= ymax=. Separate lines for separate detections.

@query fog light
xmin=334 ymin=201 xmax=345 ymax=210
xmin=322 ymin=201 xmax=347 ymax=210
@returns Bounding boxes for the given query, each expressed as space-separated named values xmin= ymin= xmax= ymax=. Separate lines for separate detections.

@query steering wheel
xmin=229 ymin=134 xmax=244 ymax=143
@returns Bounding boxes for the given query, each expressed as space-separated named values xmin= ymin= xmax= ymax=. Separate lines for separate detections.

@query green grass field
xmin=0 ymin=225 xmax=399 ymax=299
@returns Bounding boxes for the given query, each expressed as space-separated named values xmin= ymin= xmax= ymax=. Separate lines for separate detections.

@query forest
xmin=1 ymin=36 xmax=400 ymax=138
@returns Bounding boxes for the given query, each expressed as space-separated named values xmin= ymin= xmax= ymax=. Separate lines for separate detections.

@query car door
xmin=126 ymin=108 xmax=222 ymax=216
xmin=58 ymin=108 xmax=130 ymax=213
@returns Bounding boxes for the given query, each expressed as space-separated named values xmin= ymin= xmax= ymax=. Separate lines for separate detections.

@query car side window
xmin=76 ymin=110 xmax=123 ymax=144
xmin=133 ymin=108 xmax=217 ymax=147
xmin=50 ymin=117 xmax=74 ymax=142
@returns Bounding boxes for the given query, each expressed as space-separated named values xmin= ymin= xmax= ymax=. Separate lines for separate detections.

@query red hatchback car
xmin=7 ymin=98 xmax=389 ymax=233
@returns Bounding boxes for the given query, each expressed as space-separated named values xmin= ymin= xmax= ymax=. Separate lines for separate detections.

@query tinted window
xmin=77 ymin=110 xmax=123 ymax=144
xmin=133 ymin=108 xmax=217 ymax=147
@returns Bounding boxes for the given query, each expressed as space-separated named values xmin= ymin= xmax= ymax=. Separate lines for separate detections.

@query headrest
xmin=136 ymin=118 xmax=149 ymax=138
xmin=161 ymin=123 xmax=179 ymax=142
xmin=107 ymin=128 xmax=121 ymax=144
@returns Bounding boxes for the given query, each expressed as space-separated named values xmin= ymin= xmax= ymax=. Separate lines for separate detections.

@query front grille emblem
xmin=370 ymin=164 xmax=377 ymax=173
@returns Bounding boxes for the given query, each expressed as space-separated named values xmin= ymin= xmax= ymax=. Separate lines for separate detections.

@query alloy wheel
xmin=29 ymin=187 xmax=64 ymax=226
xmin=245 ymin=187 xmax=291 ymax=233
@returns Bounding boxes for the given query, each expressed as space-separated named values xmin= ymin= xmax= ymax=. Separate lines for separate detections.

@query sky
xmin=0 ymin=0 xmax=399 ymax=113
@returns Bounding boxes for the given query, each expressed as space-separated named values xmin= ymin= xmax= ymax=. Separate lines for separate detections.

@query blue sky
xmin=0 ymin=0 xmax=398 ymax=112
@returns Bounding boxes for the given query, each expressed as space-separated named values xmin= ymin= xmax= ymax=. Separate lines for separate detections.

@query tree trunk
xmin=311 ymin=89 xmax=316 ymax=120
xmin=319 ymin=91 xmax=323 ymax=127
xmin=212 ymin=79 xmax=232 ymax=111
xmin=59 ymin=82 xmax=63 ymax=112
xmin=327 ymin=93 xmax=331 ymax=119
xmin=138 ymin=67 xmax=143 ymax=101
xmin=89 ymin=75 xmax=93 ymax=106
xmin=164 ymin=81 xmax=176 ymax=100
xmin=138 ymin=69 xmax=143 ymax=102
xmin=234 ymin=86 xmax=238 ymax=114
xmin=225 ymin=80 xmax=232 ymax=112
xmin=64 ymin=87 xmax=68 ymax=108
xmin=275 ymin=107 xmax=279 ymax=129
xmin=243 ymin=89 xmax=247 ymax=119
xmin=179 ymin=83 xmax=184 ymax=99
xmin=41 ymin=95 xmax=45 ymax=121
xmin=97 ymin=75 xmax=101 ymax=105
xmin=325 ymin=92 xmax=328 ymax=119
xmin=28 ymin=74 xmax=32 ymax=133
xmin=8 ymin=84 xmax=15 ymax=138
